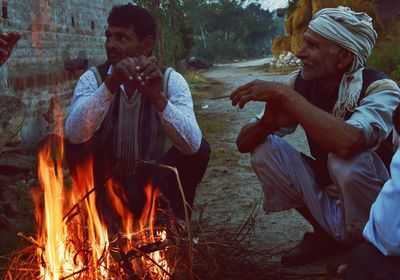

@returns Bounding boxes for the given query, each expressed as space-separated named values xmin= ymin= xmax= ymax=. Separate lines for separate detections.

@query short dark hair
xmin=107 ymin=3 xmax=156 ymax=40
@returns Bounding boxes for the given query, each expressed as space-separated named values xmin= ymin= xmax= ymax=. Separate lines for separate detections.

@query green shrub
xmin=368 ymin=38 xmax=400 ymax=81
xmin=368 ymin=22 xmax=400 ymax=82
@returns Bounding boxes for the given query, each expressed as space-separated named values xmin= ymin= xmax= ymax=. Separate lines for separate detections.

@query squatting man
xmin=64 ymin=4 xmax=210 ymax=229
xmin=230 ymin=6 xmax=400 ymax=267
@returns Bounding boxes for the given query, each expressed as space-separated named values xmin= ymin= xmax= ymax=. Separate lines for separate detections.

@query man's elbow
xmin=175 ymin=138 xmax=201 ymax=155
xmin=64 ymin=123 xmax=86 ymax=145
xmin=64 ymin=133 xmax=84 ymax=145
xmin=334 ymin=136 xmax=366 ymax=159
xmin=236 ymin=137 xmax=252 ymax=153
xmin=333 ymin=147 xmax=355 ymax=159
xmin=64 ymin=122 xmax=73 ymax=142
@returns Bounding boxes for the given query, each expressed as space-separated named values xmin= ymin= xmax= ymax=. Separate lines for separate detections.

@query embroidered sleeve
xmin=64 ymin=70 xmax=113 ymax=144
xmin=157 ymin=71 xmax=202 ymax=154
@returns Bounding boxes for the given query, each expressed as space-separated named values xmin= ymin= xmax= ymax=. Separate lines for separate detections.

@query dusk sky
xmin=246 ymin=0 xmax=289 ymax=11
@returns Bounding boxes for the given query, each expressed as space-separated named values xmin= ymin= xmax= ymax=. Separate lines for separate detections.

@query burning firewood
xmin=2 ymin=133 xmax=278 ymax=280
xmin=1 ymin=132 xmax=196 ymax=280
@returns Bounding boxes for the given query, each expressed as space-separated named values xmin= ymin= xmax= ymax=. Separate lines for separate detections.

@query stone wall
xmin=0 ymin=0 xmax=125 ymax=151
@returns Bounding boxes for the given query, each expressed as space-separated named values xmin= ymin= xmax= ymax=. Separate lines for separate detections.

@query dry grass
xmin=1 ymin=195 xmax=270 ymax=280
xmin=1 ymin=70 xmax=334 ymax=280
xmin=2 ymin=208 xmax=330 ymax=280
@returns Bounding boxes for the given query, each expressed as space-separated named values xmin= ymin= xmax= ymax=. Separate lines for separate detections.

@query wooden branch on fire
xmin=11 ymin=159 xmax=198 ymax=279
xmin=138 ymin=160 xmax=194 ymax=278
xmin=63 ymin=160 xmax=192 ymax=239
xmin=17 ymin=232 xmax=43 ymax=249
xmin=123 ymin=240 xmax=170 ymax=260
xmin=63 ymin=187 xmax=96 ymax=222
xmin=60 ymin=159 xmax=194 ymax=277
xmin=121 ymin=240 xmax=172 ymax=278
xmin=138 ymin=160 xmax=192 ymax=232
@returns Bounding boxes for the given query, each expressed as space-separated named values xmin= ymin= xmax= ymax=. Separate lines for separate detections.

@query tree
xmin=137 ymin=0 xmax=282 ymax=64
xmin=182 ymin=0 xmax=281 ymax=62
xmin=137 ymin=0 xmax=194 ymax=68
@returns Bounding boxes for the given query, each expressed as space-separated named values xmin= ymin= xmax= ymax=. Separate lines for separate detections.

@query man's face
xmin=105 ymin=25 xmax=145 ymax=65
xmin=296 ymin=29 xmax=344 ymax=81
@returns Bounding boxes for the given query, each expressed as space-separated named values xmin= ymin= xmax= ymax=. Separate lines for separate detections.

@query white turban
xmin=308 ymin=6 xmax=377 ymax=118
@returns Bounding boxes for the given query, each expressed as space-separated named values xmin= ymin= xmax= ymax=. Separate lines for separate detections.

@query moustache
xmin=300 ymin=60 xmax=313 ymax=67
xmin=107 ymin=50 xmax=122 ymax=56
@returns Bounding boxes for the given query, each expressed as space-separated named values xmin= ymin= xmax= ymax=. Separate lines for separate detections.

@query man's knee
xmin=183 ymin=138 xmax=210 ymax=176
xmin=327 ymin=151 xmax=387 ymax=192
xmin=250 ymin=135 xmax=278 ymax=171
xmin=64 ymin=138 xmax=91 ymax=177
xmin=195 ymin=137 xmax=211 ymax=165
xmin=327 ymin=153 xmax=360 ymax=188
xmin=174 ymin=137 xmax=210 ymax=182
xmin=163 ymin=138 xmax=210 ymax=217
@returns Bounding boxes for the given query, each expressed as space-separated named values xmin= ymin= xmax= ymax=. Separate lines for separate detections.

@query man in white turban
xmin=230 ymin=6 xmax=400 ymax=266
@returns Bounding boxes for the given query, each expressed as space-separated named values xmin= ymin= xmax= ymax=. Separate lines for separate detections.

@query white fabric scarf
xmin=308 ymin=6 xmax=377 ymax=118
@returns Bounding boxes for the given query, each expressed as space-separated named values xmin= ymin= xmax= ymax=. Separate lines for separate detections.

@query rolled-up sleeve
xmin=346 ymin=79 xmax=400 ymax=150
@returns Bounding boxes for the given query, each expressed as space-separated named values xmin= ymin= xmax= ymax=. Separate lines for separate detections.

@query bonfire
xmin=3 ymin=99 xmax=193 ymax=280
xmin=3 ymin=105 xmax=272 ymax=280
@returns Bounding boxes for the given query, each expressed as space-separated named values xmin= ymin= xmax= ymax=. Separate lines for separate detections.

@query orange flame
xmin=35 ymin=136 xmax=109 ymax=279
xmin=33 ymin=103 xmax=170 ymax=279
xmin=105 ymin=180 xmax=171 ymax=278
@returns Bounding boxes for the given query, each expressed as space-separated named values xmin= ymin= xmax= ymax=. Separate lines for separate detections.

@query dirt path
xmin=191 ymin=61 xmax=333 ymax=279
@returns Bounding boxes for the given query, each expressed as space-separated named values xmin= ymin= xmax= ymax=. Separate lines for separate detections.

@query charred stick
xmin=17 ymin=232 xmax=44 ymax=249
xmin=120 ymin=251 xmax=140 ymax=280
xmin=73 ymin=248 xmax=91 ymax=266
xmin=125 ymin=245 xmax=172 ymax=278
xmin=63 ymin=186 xmax=96 ymax=222
xmin=59 ymin=267 xmax=89 ymax=280
xmin=98 ymin=244 xmax=109 ymax=266
xmin=139 ymin=160 xmax=194 ymax=277
xmin=138 ymin=160 xmax=193 ymax=258
xmin=123 ymin=241 xmax=169 ymax=260
xmin=64 ymin=207 xmax=81 ymax=224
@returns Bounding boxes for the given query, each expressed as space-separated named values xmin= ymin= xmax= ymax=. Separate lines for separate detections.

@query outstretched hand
xmin=230 ymin=79 xmax=297 ymax=130
xmin=0 ymin=30 xmax=21 ymax=66
xmin=229 ymin=79 xmax=293 ymax=109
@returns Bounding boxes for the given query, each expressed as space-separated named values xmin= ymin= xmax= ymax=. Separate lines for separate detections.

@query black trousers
xmin=65 ymin=137 xmax=210 ymax=227
xmin=345 ymin=242 xmax=400 ymax=280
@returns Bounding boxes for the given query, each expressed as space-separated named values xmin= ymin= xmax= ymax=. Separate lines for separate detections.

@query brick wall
xmin=0 ymin=0 xmax=125 ymax=150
